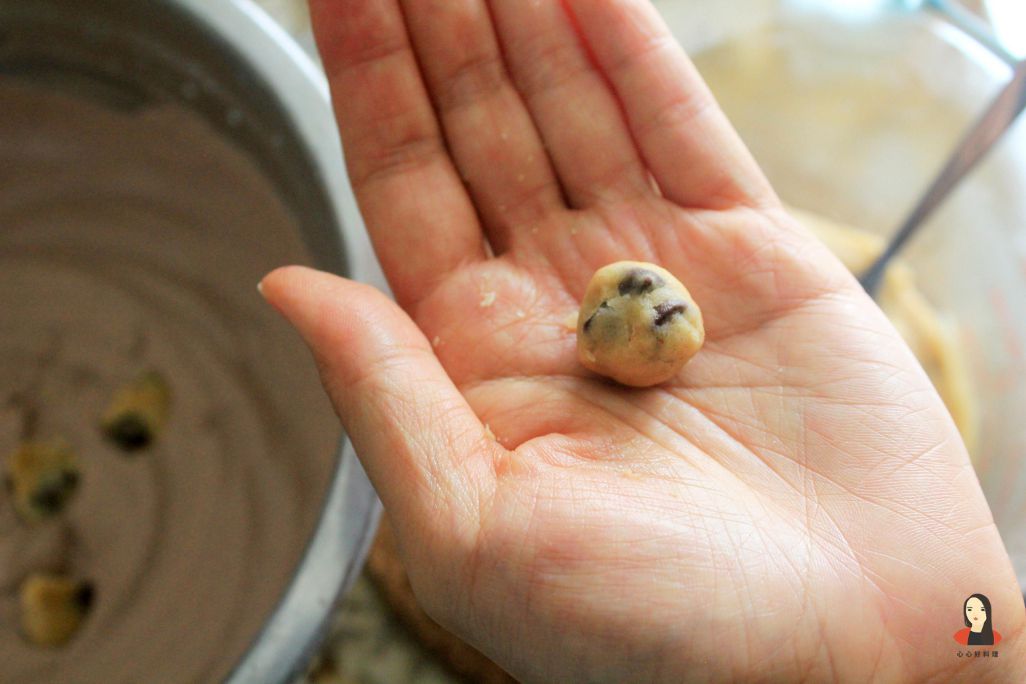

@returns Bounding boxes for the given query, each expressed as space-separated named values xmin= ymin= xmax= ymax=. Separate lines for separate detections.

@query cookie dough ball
xmin=4 ymin=440 xmax=80 ymax=524
xmin=100 ymin=370 xmax=170 ymax=452
xmin=577 ymin=261 xmax=704 ymax=387
xmin=19 ymin=573 xmax=94 ymax=647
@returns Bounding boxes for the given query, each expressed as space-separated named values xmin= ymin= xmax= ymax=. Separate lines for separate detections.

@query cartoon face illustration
xmin=965 ymin=596 xmax=987 ymax=631
xmin=954 ymin=594 xmax=1002 ymax=647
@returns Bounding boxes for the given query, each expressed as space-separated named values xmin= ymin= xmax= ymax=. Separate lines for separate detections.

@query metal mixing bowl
xmin=0 ymin=0 xmax=382 ymax=681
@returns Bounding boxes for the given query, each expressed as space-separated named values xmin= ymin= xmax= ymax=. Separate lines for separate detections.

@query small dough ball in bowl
xmin=19 ymin=573 xmax=95 ymax=647
xmin=577 ymin=261 xmax=704 ymax=387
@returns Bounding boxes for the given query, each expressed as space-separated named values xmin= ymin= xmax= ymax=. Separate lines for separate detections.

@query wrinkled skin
xmin=260 ymin=1 xmax=1026 ymax=681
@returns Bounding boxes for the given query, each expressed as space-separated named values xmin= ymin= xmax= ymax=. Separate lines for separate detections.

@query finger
xmin=564 ymin=0 xmax=775 ymax=209
xmin=489 ymin=0 xmax=652 ymax=207
xmin=259 ymin=266 xmax=498 ymax=546
xmin=309 ymin=0 xmax=488 ymax=310
xmin=400 ymin=0 xmax=564 ymax=250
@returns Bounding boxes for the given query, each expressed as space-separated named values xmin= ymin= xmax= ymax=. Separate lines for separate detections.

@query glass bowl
xmin=656 ymin=0 xmax=1026 ymax=588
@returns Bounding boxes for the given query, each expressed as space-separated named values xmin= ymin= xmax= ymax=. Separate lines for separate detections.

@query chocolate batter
xmin=0 ymin=77 xmax=339 ymax=682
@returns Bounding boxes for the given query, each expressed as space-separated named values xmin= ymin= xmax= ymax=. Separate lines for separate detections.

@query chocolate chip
xmin=653 ymin=301 xmax=687 ymax=326
xmin=30 ymin=482 xmax=68 ymax=514
xmin=104 ymin=414 xmax=152 ymax=452
xmin=74 ymin=583 xmax=95 ymax=611
xmin=618 ymin=268 xmax=664 ymax=296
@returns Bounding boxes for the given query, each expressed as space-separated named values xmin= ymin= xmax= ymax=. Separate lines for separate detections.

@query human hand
xmin=260 ymin=0 xmax=1026 ymax=681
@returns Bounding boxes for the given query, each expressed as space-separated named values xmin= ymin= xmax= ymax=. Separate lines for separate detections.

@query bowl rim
xmin=151 ymin=1 xmax=384 ymax=682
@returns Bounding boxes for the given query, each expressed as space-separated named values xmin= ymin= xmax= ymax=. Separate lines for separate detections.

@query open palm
xmin=262 ymin=1 xmax=1026 ymax=681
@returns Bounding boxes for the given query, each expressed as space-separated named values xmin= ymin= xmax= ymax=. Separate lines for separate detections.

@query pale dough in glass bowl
xmin=789 ymin=207 xmax=978 ymax=456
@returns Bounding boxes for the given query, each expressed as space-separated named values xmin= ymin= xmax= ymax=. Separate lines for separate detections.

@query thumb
xmin=258 ymin=265 xmax=493 ymax=548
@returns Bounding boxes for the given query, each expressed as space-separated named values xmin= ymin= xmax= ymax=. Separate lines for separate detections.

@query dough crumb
xmin=480 ymin=291 xmax=497 ymax=308
xmin=5 ymin=440 xmax=80 ymax=524
xmin=515 ymin=310 xmax=525 ymax=318
xmin=431 ymin=336 xmax=441 ymax=348
xmin=20 ymin=573 xmax=94 ymax=647
xmin=100 ymin=370 xmax=171 ymax=453
xmin=561 ymin=311 xmax=579 ymax=332
xmin=483 ymin=424 xmax=496 ymax=441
